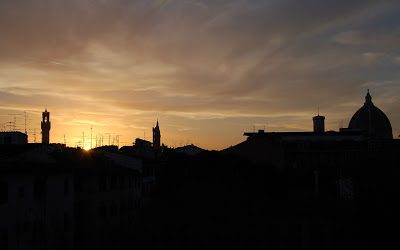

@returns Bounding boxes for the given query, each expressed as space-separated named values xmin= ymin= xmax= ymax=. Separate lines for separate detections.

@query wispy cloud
xmin=0 ymin=0 xmax=399 ymax=149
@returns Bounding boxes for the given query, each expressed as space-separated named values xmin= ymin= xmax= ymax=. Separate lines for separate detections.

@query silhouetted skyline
xmin=0 ymin=0 xmax=399 ymax=149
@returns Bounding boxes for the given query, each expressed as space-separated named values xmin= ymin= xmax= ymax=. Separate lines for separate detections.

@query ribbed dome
xmin=348 ymin=90 xmax=393 ymax=139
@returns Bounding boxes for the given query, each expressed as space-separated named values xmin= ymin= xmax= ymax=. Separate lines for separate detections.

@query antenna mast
xmin=24 ymin=111 xmax=27 ymax=134
xmin=90 ymin=126 xmax=93 ymax=149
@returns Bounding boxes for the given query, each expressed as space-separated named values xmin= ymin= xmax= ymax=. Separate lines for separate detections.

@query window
xmin=23 ymin=221 xmax=29 ymax=233
xmin=311 ymin=224 xmax=324 ymax=249
xmin=288 ymin=224 xmax=302 ymax=249
xmin=64 ymin=178 xmax=69 ymax=196
xmin=64 ymin=213 xmax=70 ymax=232
xmin=128 ymin=198 xmax=133 ymax=210
xmin=0 ymin=229 xmax=8 ymax=249
xmin=128 ymin=176 xmax=132 ymax=188
xmin=98 ymin=202 xmax=107 ymax=219
xmin=119 ymin=176 xmax=126 ymax=189
xmin=110 ymin=202 xmax=117 ymax=217
xmin=98 ymin=176 xmax=106 ymax=192
xmin=74 ymin=202 xmax=84 ymax=221
xmin=33 ymin=178 xmax=46 ymax=200
xmin=120 ymin=200 xmax=127 ymax=214
xmin=74 ymin=177 xmax=83 ymax=193
xmin=110 ymin=176 xmax=117 ymax=189
xmin=0 ymin=182 xmax=8 ymax=205
xmin=4 ymin=136 xmax=11 ymax=144
xmin=18 ymin=186 xmax=24 ymax=199
xmin=266 ymin=224 xmax=280 ymax=248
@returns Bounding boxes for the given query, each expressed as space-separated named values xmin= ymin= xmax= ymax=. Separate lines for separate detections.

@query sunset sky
xmin=1 ymin=0 xmax=399 ymax=149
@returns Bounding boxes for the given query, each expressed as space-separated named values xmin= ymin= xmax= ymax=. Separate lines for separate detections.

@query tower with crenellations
xmin=41 ymin=109 xmax=51 ymax=144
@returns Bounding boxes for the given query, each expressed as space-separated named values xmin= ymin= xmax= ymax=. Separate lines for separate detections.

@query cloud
xmin=334 ymin=31 xmax=367 ymax=45
xmin=363 ymin=52 xmax=385 ymax=64
xmin=0 ymin=0 xmax=399 ymax=149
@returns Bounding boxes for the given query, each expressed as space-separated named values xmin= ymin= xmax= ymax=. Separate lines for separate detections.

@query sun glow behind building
xmin=0 ymin=0 xmax=399 ymax=149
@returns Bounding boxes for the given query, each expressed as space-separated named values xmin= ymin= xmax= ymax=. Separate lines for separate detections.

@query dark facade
xmin=0 ymin=132 xmax=28 ymax=145
xmin=222 ymin=91 xmax=400 ymax=249
xmin=0 ymin=146 xmax=148 ymax=250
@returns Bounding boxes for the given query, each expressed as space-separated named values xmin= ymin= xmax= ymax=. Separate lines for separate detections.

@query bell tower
xmin=152 ymin=120 xmax=161 ymax=151
xmin=41 ymin=109 xmax=51 ymax=144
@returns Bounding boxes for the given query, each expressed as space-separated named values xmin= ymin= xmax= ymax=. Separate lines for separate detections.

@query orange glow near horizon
xmin=0 ymin=1 xmax=399 ymax=150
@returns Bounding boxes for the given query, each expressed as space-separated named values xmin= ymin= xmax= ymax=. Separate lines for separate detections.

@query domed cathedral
xmin=348 ymin=90 xmax=393 ymax=139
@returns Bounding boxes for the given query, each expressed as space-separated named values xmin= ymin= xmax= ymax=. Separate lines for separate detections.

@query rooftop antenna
xmin=115 ymin=135 xmax=120 ymax=148
xmin=82 ymin=132 xmax=85 ymax=148
xmin=6 ymin=121 xmax=13 ymax=131
xmin=8 ymin=113 xmax=20 ymax=131
xmin=24 ymin=111 xmax=27 ymax=134
xmin=90 ymin=126 xmax=93 ymax=149
xmin=339 ymin=119 xmax=344 ymax=130
xmin=64 ymin=134 xmax=66 ymax=145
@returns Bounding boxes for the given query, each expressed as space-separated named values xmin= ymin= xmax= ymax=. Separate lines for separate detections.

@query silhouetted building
xmin=135 ymin=138 xmax=152 ymax=148
xmin=313 ymin=115 xmax=325 ymax=133
xmin=223 ymin=90 xmax=400 ymax=248
xmin=119 ymin=138 xmax=155 ymax=159
xmin=230 ymin=90 xmax=396 ymax=167
xmin=0 ymin=147 xmax=146 ymax=250
xmin=348 ymin=90 xmax=392 ymax=139
xmin=120 ymin=137 xmax=164 ymax=198
xmin=0 ymin=131 xmax=28 ymax=145
xmin=174 ymin=144 xmax=205 ymax=156
xmin=152 ymin=120 xmax=161 ymax=151
xmin=41 ymin=109 xmax=51 ymax=144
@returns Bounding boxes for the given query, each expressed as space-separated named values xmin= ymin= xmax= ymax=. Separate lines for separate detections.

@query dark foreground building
xmin=1 ymin=91 xmax=399 ymax=249
xmin=221 ymin=91 xmax=400 ymax=248
xmin=0 ymin=145 xmax=158 ymax=250
xmin=0 ymin=132 xmax=28 ymax=145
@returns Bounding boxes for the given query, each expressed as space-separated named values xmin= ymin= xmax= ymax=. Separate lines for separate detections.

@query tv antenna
xmin=24 ymin=111 xmax=27 ymax=134
xmin=115 ymin=135 xmax=121 ymax=148
xmin=8 ymin=113 xmax=21 ymax=131
xmin=90 ymin=126 xmax=93 ymax=149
